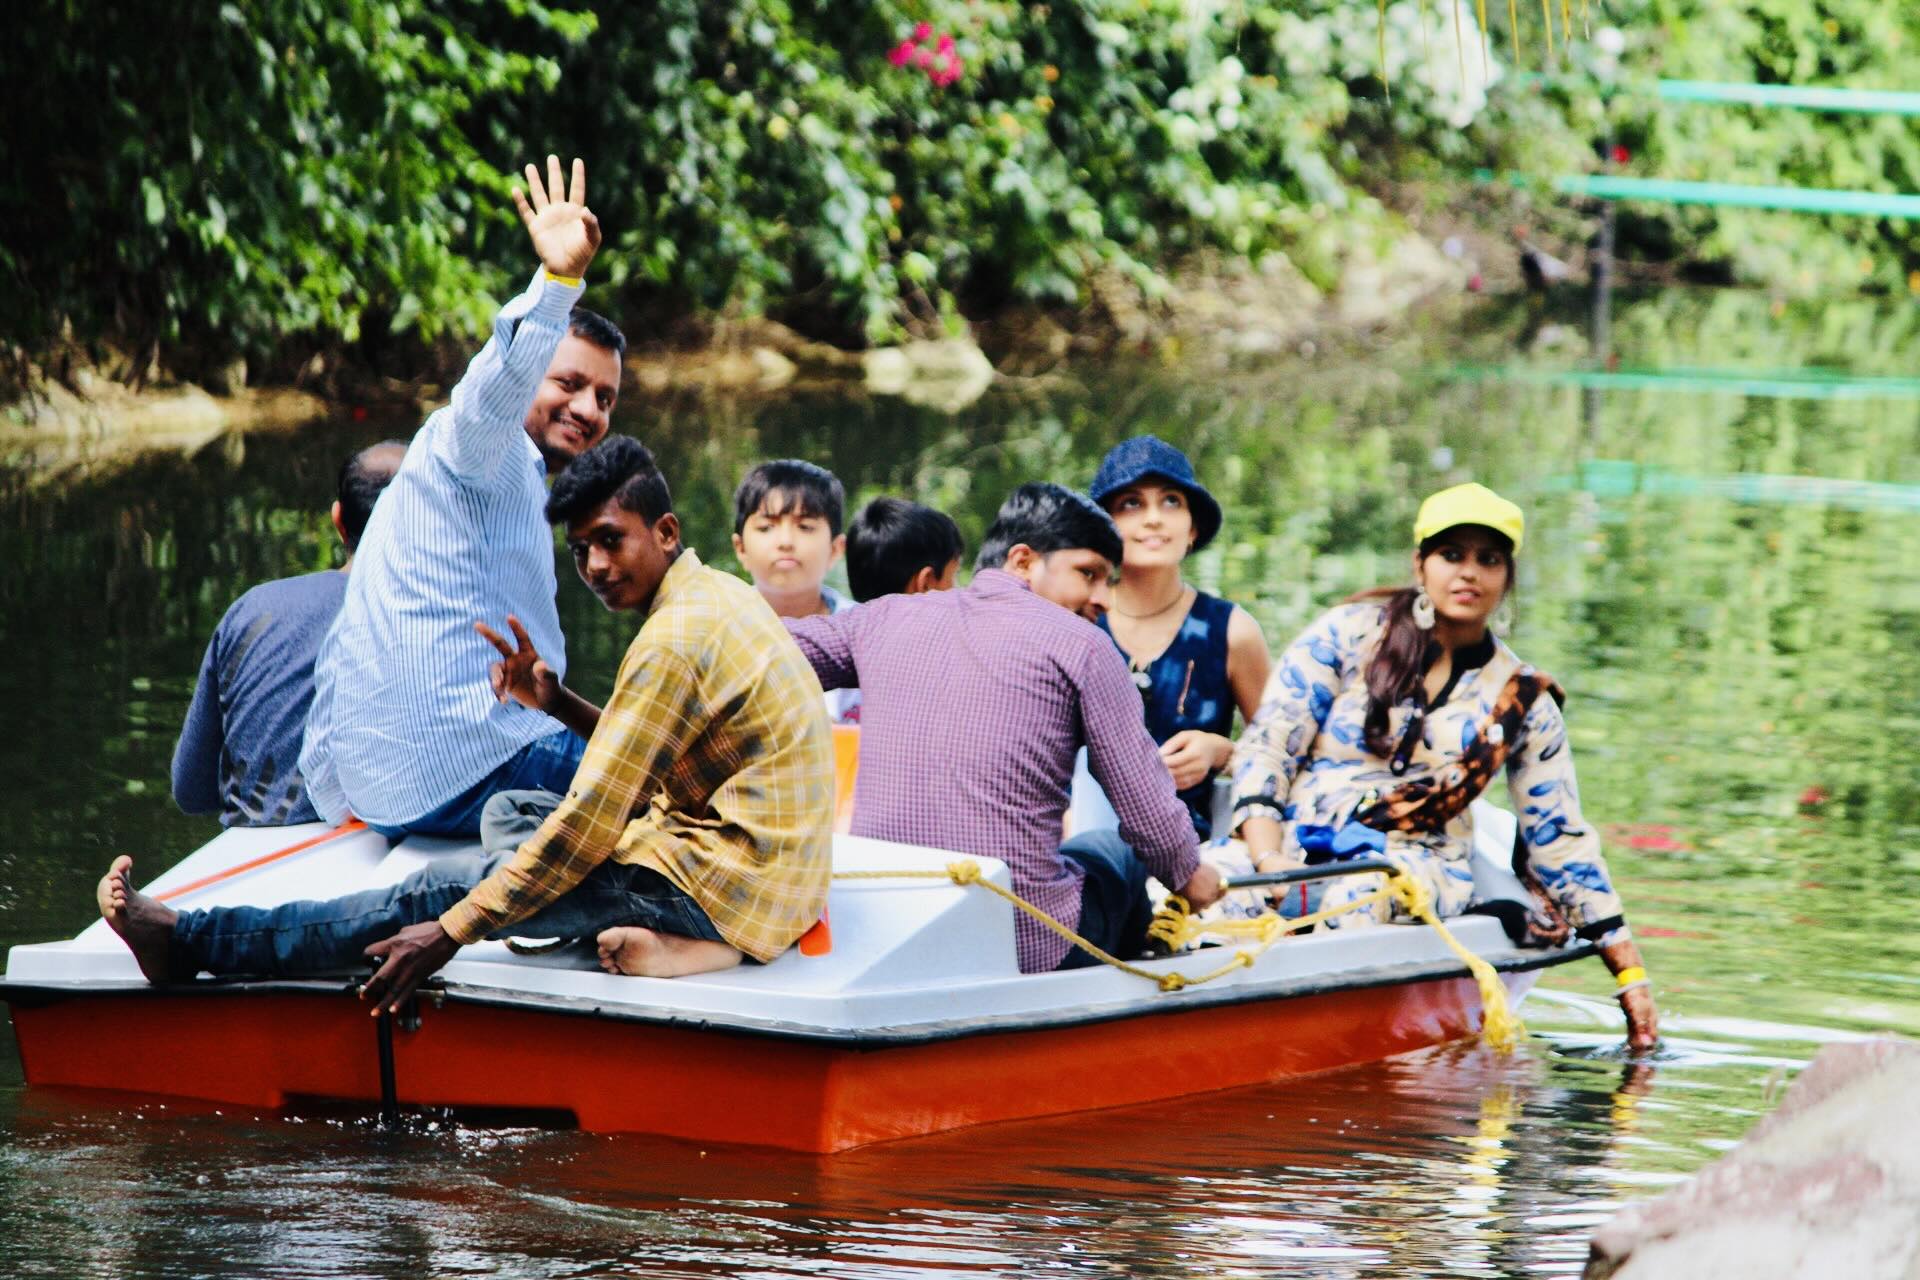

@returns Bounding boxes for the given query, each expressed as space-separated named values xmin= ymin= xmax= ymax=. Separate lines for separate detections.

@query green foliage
xmin=6 ymin=0 xmax=1920 ymax=386
xmin=0 ymin=0 xmax=572 ymax=382
xmin=1613 ymin=0 xmax=1920 ymax=292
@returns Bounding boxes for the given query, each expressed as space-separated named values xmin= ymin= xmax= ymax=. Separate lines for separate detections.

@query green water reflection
xmin=0 ymin=287 xmax=1915 ymax=1276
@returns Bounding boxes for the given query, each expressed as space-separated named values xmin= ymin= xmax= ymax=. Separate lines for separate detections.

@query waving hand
xmin=513 ymin=155 xmax=601 ymax=280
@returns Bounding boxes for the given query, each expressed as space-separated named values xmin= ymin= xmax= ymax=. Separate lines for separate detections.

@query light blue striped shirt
xmin=300 ymin=270 xmax=584 ymax=827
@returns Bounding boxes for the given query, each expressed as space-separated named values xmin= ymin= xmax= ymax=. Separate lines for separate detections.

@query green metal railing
xmin=1653 ymin=79 xmax=1920 ymax=117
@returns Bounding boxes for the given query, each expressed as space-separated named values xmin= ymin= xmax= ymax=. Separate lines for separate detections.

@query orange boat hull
xmin=7 ymin=971 xmax=1526 ymax=1152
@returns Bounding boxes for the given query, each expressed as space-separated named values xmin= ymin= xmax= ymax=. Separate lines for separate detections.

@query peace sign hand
xmin=475 ymin=615 xmax=559 ymax=715
xmin=512 ymin=154 xmax=601 ymax=280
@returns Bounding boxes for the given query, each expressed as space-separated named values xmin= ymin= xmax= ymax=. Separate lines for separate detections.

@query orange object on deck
xmin=831 ymin=724 xmax=861 ymax=834
xmin=789 ymin=725 xmax=863 ymax=958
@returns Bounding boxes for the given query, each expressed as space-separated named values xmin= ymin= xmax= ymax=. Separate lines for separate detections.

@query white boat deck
xmin=4 ymin=806 xmax=1587 ymax=1043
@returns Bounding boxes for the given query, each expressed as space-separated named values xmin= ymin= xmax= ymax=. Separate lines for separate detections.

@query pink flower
xmin=913 ymin=21 xmax=933 ymax=42
xmin=936 ymin=33 xmax=955 ymax=54
xmin=888 ymin=41 xmax=915 ymax=67
xmin=913 ymin=46 xmax=935 ymax=69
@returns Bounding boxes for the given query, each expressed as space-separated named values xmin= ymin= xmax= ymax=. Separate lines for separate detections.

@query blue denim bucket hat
xmin=1087 ymin=435 xmax=1224 ymax=554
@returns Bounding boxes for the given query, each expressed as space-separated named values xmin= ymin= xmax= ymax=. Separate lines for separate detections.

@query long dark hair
xmin=1347 ymin=586 xmax=1429 ymax=758
xmin=1349 ymin=535 xmax=1516 ymax=758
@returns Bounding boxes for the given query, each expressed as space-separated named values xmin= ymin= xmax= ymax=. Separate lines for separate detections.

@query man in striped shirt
xmin=298 ymin=155 xmax=623 ymax=838
xmin=97 ymin=436 xmax=834 ymax=1001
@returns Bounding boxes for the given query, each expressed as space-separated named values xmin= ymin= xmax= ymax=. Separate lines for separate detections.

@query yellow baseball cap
xmin=1414 ymin=483 xmax=1524 ymax=554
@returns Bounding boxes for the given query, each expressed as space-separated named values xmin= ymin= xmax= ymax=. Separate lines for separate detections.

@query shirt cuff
xmin=530 ymin=267 xmax=585 ymax=325
xmin=1155 ymin=844 xmax=1202 ymax=895
xmin=1231 ymin=796 xmax=1285 ymax=829
xmin=438 ymin=896 xmax=498 ymax=947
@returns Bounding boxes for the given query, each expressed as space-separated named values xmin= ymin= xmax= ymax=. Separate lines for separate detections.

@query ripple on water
xmin=0 ymin=1024 xmax=1833 ymax=1279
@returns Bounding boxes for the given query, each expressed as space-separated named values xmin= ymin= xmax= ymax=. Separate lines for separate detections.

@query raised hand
xmin=512 ymin=154 xmax=601 ymax=280
xmin=476 ymin=614 xmax=559 ymax=715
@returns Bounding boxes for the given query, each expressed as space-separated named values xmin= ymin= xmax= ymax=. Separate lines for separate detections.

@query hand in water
xmin=1622 ymin=985 xmax=1659 ymax=1053
xmin=513 ymin=154 xmax=601 ymax=280
xmin=476 ymin=615 xmax=559 ymax=714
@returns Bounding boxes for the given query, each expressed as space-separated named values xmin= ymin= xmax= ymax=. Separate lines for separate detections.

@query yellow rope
xmin=1382 ymin=865 xmax=1525 ymax=1052
xmin=833 ymin=859 xmax=1527 ymax=1049
xmin=833 ymin=863 xmax=1180 ymax=987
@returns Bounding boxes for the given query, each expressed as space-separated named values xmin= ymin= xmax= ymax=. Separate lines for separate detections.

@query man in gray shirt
xmin=170 ymin=441 xmax=404 ymax=826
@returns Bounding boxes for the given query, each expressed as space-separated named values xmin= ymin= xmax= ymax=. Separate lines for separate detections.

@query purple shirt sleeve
xmin=1076 ymin=637 xmax=1200 ymax=890
xmin=783 ymin=609 xmax=860 ymax=691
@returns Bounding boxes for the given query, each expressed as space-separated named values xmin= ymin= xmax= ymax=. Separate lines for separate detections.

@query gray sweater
xmin=172 ymin=570 xmax=348 ymax=827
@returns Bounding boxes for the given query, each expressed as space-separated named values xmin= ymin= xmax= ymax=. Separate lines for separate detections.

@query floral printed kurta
xmin=1227 ymin=601 xmax=1629 ymax=941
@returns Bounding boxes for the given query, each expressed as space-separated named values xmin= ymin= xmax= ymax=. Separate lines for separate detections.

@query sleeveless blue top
xmin=1097 ymin=590 xmax=1237 ymax=839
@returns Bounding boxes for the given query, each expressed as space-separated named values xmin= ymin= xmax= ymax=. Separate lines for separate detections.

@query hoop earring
xmin=1491 ymin=602 xmax=1513 ymax=636
xmin=1411 ymin=589 xmax=1436 ymax=631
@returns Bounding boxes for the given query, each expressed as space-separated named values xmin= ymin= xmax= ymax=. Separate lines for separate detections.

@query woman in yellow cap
xmin=1226 ymin=483 xmax=1658 ymax=1050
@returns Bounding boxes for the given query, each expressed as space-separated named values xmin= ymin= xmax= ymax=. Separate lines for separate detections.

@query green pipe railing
xmin=1653 ymin=79 xmax=1920 ymax=117
xmin=1446 ymin=364 xmax=1920 ymax=401
xmin=1551 ymin=174 xmax=1920 ymax=219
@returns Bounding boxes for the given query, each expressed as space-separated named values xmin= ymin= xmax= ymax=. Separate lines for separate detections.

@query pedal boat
xmin=1 ymin=804 xmax=1589 ymax=1152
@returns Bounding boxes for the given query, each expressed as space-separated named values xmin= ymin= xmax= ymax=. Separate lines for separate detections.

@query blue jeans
xmin=369 ymin=729 xmax=588 ymax=840
xmin=171 ymin=850 xmax=723 ymax=977
xmin=1055 ymin=831 xmax=1155 ymax=971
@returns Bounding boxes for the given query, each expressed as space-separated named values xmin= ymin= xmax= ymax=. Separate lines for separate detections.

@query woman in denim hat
xmin=1078 ymin=435 xmax=1271 ymax=841
xmin=1224 ymin=482 xmax=1659 ymax=1051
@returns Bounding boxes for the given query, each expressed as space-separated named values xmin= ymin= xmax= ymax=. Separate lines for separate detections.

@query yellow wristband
xmin=543 ymin=270 xmax=582 ymax=288
xmin=1614 ymin=965 xmax=1647 ymax=989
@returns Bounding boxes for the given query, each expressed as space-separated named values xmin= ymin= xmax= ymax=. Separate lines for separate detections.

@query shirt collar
xmin=1423 ymin=631 xmax=1497 ymax=673
xmin=644 ymin=547 xmax=702 ymax=620
xmin=970 ymin=567 xmax=1027 ymax=596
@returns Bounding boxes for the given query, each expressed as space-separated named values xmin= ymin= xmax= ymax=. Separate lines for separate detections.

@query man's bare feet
xmin=97 ymin=856 xmax=181 ymax=984
xmin=595 ymin=926 xmax=741 ymax=978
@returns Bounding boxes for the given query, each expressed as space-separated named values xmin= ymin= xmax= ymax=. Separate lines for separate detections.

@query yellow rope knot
xmin=946 ymin=860 xmax=982 ymax=885
xmin=1157 ymin=972 xmax=1189 ymax=992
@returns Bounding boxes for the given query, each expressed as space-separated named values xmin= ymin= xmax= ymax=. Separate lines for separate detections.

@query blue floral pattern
xmin=1228 ymin=602 xmax=1626 ymax=932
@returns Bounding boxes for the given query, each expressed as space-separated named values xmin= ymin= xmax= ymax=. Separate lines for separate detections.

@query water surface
xmin=1 ymin=289 xmax=1915 ymax=1277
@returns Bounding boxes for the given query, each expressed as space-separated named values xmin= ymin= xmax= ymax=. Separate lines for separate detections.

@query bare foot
xmin=97 ymin=856 xmax=181 ymax=984
xmin=595 ymin=926 xmax=741 ymax=978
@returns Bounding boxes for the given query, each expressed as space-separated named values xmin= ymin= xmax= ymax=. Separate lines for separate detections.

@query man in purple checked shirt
xmin=785 ymin=482 xmax=1225 ymax=973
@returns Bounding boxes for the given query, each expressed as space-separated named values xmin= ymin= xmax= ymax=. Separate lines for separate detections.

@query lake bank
xmin=6 ymin=202 xmax=1533 ymax=473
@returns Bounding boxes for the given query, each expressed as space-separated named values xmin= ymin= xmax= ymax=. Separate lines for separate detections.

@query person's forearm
xmin=1208 ymin=733 xmax=1235 ymax=770
xmin=1240 ymin=814 xmax=1286 ymax=864
xmin=543 ymin=684 xmax=602 ymax=739
xmin=441 ymin=271 xmax=581 ymax=482
xmin=1599 ymin=936 xmax=1646 ymax=979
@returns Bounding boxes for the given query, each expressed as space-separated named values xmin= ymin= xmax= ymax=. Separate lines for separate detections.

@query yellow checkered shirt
xmin=440 ymin=549 xmax=836 ymax=960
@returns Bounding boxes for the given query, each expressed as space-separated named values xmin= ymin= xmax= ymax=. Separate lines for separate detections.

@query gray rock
xmin=1586 ymin=1038 xmax=1920 ymax=1280
xmin=863 ymin=337 xmax=994 ymax=412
